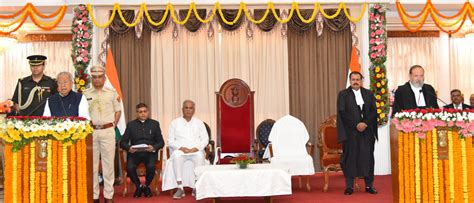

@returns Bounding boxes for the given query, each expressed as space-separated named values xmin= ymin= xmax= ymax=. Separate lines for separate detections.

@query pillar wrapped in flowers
xmin=391 ymin=108 xmax=474 ymax=203
xmin=0 ymin=116 xmax=94 ymax=203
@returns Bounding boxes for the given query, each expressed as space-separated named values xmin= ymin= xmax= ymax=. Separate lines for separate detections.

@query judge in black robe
xmin=392 ymin=65 xmax=439 ymax=115
xmin=337 ymin=72 xmax=378 ymax=195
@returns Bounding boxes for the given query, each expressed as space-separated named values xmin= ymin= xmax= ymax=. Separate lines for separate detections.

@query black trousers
xmin=345 ymin=176 xmax=374 ymax=189
xmin=126 ymin=151 xmax=157 ymax=188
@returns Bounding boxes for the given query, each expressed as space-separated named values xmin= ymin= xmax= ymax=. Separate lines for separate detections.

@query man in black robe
xmin=337 ymin=71 xmax=378 ymax=195
xmin=392 ymin=65 xmax=439 ymax=115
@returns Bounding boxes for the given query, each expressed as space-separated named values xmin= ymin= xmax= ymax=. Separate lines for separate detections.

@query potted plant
xmin=231 ymin=154 xmax=256 ymax=169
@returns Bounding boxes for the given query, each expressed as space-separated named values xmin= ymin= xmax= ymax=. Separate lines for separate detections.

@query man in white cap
xmin=84 ymin=65 xmax=122 ymax=203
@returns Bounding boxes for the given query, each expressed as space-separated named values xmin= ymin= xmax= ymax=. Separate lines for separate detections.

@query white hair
xmin=56 ymin=71 xmax=73 ymax=83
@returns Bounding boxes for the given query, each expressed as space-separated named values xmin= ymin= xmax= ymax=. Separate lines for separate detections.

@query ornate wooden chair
xmin=255 ymin=119 xmax=275 ymax=163
xmin=119 ymin=148 xmax=164 ymax=196
xmin=215 ymin=79 xmax=257 ymax=164
xmin=317 ymin=115 xmax=359 ymax=192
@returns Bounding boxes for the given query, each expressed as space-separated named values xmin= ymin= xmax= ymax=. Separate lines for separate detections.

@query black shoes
xmin=133 ymin=186 xmax=143 ymax=198
xmin=365 ymin=187 xmax=378 ymax=194
xmin=344 ymin=188 xmax=353 ymax=195
xmin=144 ymin=185 xmax=153 ymax=198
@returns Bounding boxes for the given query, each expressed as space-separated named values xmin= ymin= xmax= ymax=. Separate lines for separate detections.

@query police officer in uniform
xmin=84 ymin=65 xmax=122 ymax=203
xmin=11 ymin=55 xmax=57 ymax=116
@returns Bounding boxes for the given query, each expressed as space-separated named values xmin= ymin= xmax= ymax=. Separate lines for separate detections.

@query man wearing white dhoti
xmin=162 ymin=100 xmax=209 ymax=199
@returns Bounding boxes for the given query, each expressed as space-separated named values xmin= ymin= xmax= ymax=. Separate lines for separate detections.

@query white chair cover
xmin=265 ymin=115 xmax=315 ymax=176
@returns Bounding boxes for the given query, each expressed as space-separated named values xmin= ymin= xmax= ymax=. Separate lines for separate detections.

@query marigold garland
xmin=12 ymin=150 xmax=18 ymax=203
xmin=404 ymin=132 xmax=410 ymax=202
xmin=398 ymin=132 xmax=404 ymax=201
xmin=0 ymin=4 xmax=67 ymax=34
xmin=421 ymin=137 xmax=428 ymax=202
xmin=23 ymin=145 xmax=30 ymax=202
xmin=86 ymin=2 xmax=367 ymax=29
xmin=368 ymin=3 xmax=388 ymax=126
xmin=396 ymin=0 xmax=474 ymax=34
xmin=427 ymin=131 xmax=434 ymax=202
xmin=47 ymin=140 xmax=53 ymax=203
xmin=414 ymin=134 xmax=421 ymax=203
xmin=30 ymin=142 xmax=36 ymax=203
xmin=70 ymin=143 xmax=77 ymax=203
xmin=62 ymin=145 xmax=68 ymax=203
xmin=432 ymin=128 xmax=439 ymax=203
xmin=461 ymin=138 xmax=469 ymax=203
xmin=448 ymin=131 xmax=455 ymax=202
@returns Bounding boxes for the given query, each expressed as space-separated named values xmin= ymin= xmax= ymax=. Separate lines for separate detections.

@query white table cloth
xmin=194 ymin=164 xmax=292 ymax=200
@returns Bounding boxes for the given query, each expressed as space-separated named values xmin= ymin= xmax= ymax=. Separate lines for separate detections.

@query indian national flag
xmin=104 ymin=47 xmax=126 ymax=134
xmin=346 ymin=45 xmax=361 ymax=87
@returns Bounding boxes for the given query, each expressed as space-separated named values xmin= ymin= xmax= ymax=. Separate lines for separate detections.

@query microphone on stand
xmin=420 ymin=89 xmax=448 ymax=107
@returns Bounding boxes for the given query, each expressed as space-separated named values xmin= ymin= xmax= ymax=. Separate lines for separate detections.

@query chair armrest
xmin=268 ymin=143 xmax=273 ymax=158
xmin=214 ymin=147 xmax=221 ymax=165
xmin=166 ymin=146 xmax=170 ymax=160
xmin=119 ymin=149 xmax=128 ymax=172
xmin=306 ymin=142 xmax=315 ymax=157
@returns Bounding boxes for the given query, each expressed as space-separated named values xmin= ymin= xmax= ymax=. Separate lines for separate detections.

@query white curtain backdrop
xmin=150 ymin=23 xmax=289 ymax=143
xmin=386 ymin=37 xmax=441 ymax=94
xmin=0 ymin=41 xmax=73 ymax=101
xmin=449 ymin=37 xmax=474 ymax=98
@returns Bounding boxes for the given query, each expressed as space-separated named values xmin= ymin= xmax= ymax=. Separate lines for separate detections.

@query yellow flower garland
xmin=461 ymin=138 xmax=468 ymax=202
xmin=448 ymin=131 xmax=455 ymax=202
xmin=170 ymin=3 xmax=194 ymax=25
xmin=12 ymin=150 xmax=18 ymax=203
xmin=295 ymin=3 xmax=319 ymax=24
xmin=87 ymin=2 xmax=367 ymax=28
xmin=427 ymin=131 xmax=434 ymax=201
xmin=398 ymin=132 xmax=404 ymax=201
xmin=70 ymin=143 xmax=77 ymax=203
xmin=405 ymin=132 xmax=410 ymax=202
xmin=415 ymin=134 xmax=421 ymax=203
xmin=23 ymin=145 xmax=30 ymax=201
xmin=30 ymin=142 xmax=36 ymax=203
xmin=62 ymin=145 xmax=68 ymax=203
xmin=47 ymin=140 xmax=53 ymax=203
xmin=421 ymin=137 xmax=428 ymax=201
xmin=432 ymin=128 xmax=439 ymax=202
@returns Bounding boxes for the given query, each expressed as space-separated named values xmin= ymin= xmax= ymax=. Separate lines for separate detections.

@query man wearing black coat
xmin=392 ymin=65 xmax=439 ymax=115
xmin=337 ymin=71 xmax=378 ymax=195
xmin=443 ymin=89 xmax=471 ymax=110
xmin=120 ymin=103 xmax=164 ymax=198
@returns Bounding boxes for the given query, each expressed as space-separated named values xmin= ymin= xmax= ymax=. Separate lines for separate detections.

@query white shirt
xmin=352 ymin=88 xmax=364 ymax=110
xmin=454 ymin=104 xmax=463 ymax=110
xmin=43 ymin=94 xmax=90 ymax=120
xmin=168 ymin=117 xmax=209 ymax=151
xmin=410 ymin=83 xmax=426 ymax=107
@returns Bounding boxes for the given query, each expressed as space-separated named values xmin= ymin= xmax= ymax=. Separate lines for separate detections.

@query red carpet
xmin=111 ymin=172 xmax=392 ymax=203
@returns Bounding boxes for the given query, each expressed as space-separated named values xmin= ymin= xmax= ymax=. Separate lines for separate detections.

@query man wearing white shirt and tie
xmin=162 ymin=100 xmax=209 ymax=199
xmin=443 ymin=89 xmax=471 ymax=110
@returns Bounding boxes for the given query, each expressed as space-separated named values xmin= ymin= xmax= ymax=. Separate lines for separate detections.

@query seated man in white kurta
xmin=162 ymin=100 xmax=209 ymax=199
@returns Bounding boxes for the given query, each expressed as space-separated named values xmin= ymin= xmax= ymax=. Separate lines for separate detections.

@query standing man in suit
xmin=337 ymin=71 xmax=378 ymax=195
xmin=443 ymin=89 xmax=471 ymax=110
xmin=392 ymin=65 xmax=439 ymax=115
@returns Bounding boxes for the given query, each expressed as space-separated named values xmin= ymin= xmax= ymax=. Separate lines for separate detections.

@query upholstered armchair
xmin=255 ymin=119 xmax=275 ymax=163
xmin=317 ymin=115 xmax=360 ymax=192
xmin=119 ymin=148 xmax=164 ymax=196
